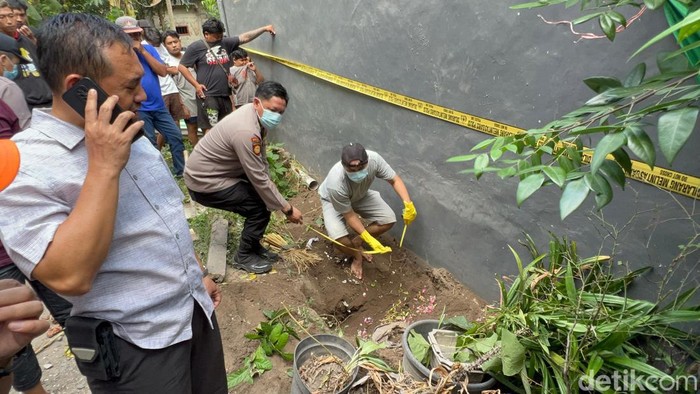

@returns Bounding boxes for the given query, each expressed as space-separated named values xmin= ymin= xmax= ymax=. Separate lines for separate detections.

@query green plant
xmin=407 ymin=330 xmax=432 ymax=366
xmin=226 ymin=345 xmax=273 ymax=388
xmin=450 ymin=0 xmax=700 ymax=219
xmin=200 ymin=0 xmax=220 ymax=18
xmin=244 ymin=309 xmax=300 ymax=361
xmin=266 ymin=143 xmax=299 ymax=198
xmin=26 ymin=0 xmax=62 ymax=25
xmin=346 ymin=338 xmax=394 ymax=373
xmin=429 ymin=234 xmax=699 ymax=393
xmin=227 ymin=309 xmax=300 ymax=389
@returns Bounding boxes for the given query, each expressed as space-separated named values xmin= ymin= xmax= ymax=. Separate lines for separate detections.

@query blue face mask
xmin=259 ymin=108 xmax=282 ymax=130
xmin=3 ymin=63 xmax=19 ymax=80
xmin=346 ymin=168 xmax=369 ymax=183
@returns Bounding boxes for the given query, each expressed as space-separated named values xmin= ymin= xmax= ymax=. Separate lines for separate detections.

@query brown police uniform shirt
xmin=183 ymin=103 xmax=287 ymax=210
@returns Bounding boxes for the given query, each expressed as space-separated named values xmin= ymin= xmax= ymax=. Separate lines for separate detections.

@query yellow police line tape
xmin=244 ymin=47 xmax=700 ymax=200
xmin=306 ymin=225 xmax=392 ymax=254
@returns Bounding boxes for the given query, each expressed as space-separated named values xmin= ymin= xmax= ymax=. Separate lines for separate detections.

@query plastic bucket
xmin=291 ymin=334 xmax=358 ymax=394
xmin=401 ymin=320 xmax=497 ymax=393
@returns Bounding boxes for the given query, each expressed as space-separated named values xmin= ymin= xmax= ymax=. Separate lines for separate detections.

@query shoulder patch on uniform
xmin=251 ymin=136 xmax=262 ymax=156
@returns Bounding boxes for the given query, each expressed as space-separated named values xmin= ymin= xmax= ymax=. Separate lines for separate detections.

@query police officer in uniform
xmin=184 ymin=81 xmax=302 ymax=274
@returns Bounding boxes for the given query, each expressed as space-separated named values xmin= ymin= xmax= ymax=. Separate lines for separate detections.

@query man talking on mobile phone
xmin=0 ymin=14 xmax=226 ymax=393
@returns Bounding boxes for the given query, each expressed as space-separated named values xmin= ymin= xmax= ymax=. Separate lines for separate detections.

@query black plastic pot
xmin=291 ymin=334 xmax=359 ymax=394
xmin=401 ymin=319 xmax=497 ymax=393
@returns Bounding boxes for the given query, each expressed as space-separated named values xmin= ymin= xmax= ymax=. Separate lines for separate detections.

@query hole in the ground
xmin=330 ymin=301 xmax=360 ymax=326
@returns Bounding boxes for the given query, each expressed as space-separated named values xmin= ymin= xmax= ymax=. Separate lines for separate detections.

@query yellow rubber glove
xmin=360 ymin=230 xmax=392 ymax=254
xmin=403 ymin=201 xmax=417 ymax=225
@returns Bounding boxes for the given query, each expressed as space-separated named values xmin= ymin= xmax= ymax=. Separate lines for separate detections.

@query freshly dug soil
xmin=220 ymin=189 xmax=487 ymax=393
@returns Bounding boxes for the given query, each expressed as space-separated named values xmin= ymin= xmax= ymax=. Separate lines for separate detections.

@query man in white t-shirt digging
xmin=318 ymin=143 xmax=417 ymax=279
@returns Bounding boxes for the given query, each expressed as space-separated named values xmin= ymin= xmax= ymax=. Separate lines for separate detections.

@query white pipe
xmin=295 ymin=168 xmax=318 ymax=190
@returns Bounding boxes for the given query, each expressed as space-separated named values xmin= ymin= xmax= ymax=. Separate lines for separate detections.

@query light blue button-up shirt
xmin=0 ymin=109 xmax=214 ymax=349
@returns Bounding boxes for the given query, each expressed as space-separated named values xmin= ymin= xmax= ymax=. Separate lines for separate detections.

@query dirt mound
xmin=220 ymin=190 xmax=486 ymax=393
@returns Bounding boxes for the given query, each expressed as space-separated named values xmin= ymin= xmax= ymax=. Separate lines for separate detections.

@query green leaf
xmin=227 ymin=366 xmax=254 ymax=389
xmin=585 ymin=173 xmax=613 ymax=209
xmin=666 ymin=287 xmax=698 ymax=310
xmin=515 ymin=164 xmax=547 ymax=177
xmin=543 ymin=166 xmax=566 ymax=188
xmin=583 ymin=77 xmax=622 ymax=93
xmin=609 ymin=11 xmax=627 ymax=27
xmin=590 ymin=133 xmax=627 ymax=174
xmin=652 ymin=310 xmax=700 ymax=325
xmin=407 ymin=330 xmax=431 ymax=366
xmin=643 ymin=0 xmax=666 ymax=10
xmin=605 ymin=355 xmax=672 ymax=381
xmin=471 ymin=138 xmax=496 ymax=151
xmin=446 ymin=154 xmax=478 ymax=162
xmin=501 ymin=329 xmax=526 ymax=377
xmin=260 ymin=322 xmax=273 ymax=334
xmin=658 ymin=107 xmax=698 ymax=164
xmin=521 ymin=366 xmax=533 ymax=394
xmin=564 ymin=261 xmax=577 ymax=302
xmin=662 ymin=40 xmax=700 ymax=62
xmin=586 ymin=353 xmax=605 ymax=376
xmin=355 ymin=338 xmax=386 ymax=356
xmin=481 ymin=355 xmax=502 ymax=373
xmin=585 ymin=89 xmax=626 ymax=106
xmin=260 ymin=340 xmax=273 ymax=356
xmin=570 ymin=125 xmax=623 ymax=135
xmin=516 ymin=173 xmax=545 ymax=207
xmin=474 ymin=153 xmax=489 ymax=172
xmin=657 ymin=51 xmax=690 ymax=73
xmin=471 ymin=333 xmax=499 ymax=354
xmin=678 ymin=19 xmax=700 ymax=42
xmin=279 ymin=351 xmax=294 ymax=361
xmin=253 ymin=346 xmax=273 ymax=370
xmin=599 ymin=14 xmax=616 ymax=41
xmin=624 ymin=126 xmax=655 ymax=168
xmin=557 ymin=155 xmax=574 ymax=173
xmin=591 ymin=331 xmax=631 ymax=352
xmin=632 ymin=7 xmax=700 ymax=59
xmin=490 ymin=147 xmax=504 ymax=161
xmin=275 ymin=332 xmax=289 ymax=348
xmin=611 ymin=148 xmax=632 ymax=174
xmin=497 ymin=166 xmax=518 ymax=178
xmin=560 ymin=178 xmax=589 ymax=220
xmin=269 ymin=324 xmax=282 ymax=343
xmin=572 ymin=11 xmax=604 ymax=25
xmin=445 ymin=316 xmax=472 ymax=331
xmin=623 ymin=63 xmax=646 ymax=87
xmin=510 ymin=1 xmax=555 ymax=10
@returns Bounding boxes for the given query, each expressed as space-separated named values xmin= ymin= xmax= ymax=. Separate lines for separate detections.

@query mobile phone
xmin=62 ymin=77 xmax=143 ymax=143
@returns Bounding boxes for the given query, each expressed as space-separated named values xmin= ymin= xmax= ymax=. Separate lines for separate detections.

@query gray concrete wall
xmin=222 ymin=1 xmax=699 ymax=302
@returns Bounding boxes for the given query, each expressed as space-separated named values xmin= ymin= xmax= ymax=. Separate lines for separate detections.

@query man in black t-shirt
xmin=0 ymin=1 xmax=51 ymax=110
xmin=179 ymin=18 xmax=275 ymax=133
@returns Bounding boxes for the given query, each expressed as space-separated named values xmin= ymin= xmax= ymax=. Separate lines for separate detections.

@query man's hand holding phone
xmin=83 ymin=89 xmax=144 ymax=176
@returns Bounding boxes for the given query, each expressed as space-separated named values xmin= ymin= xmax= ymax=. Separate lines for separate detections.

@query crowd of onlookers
xmin=0 ymin=5 xmax=277 ymax=392
xmin=0 ymin=1 xmax=69 ymax=393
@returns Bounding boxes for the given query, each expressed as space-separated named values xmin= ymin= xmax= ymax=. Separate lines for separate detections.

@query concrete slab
xmin=207 ymin=217 xmax=229 ymax=282
xmin=183 ymin=200 xmax=197 ymax=219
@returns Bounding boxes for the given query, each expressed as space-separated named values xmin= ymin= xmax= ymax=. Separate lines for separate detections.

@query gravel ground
xmin=10 ymin=313 xmax=89 ymax=394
